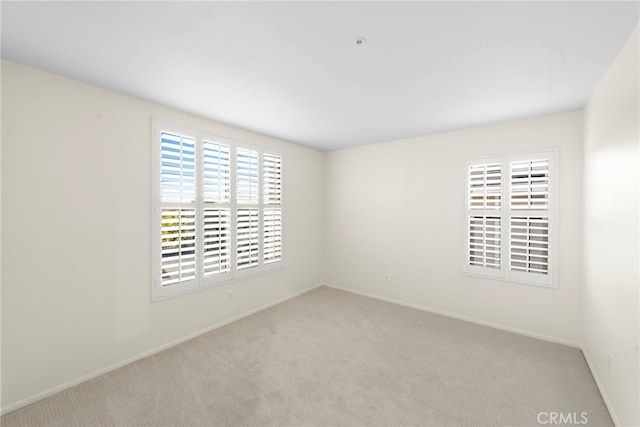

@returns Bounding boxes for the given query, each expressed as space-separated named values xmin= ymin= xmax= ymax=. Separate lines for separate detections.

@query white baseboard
xmin=323 ymin=283 xmax=581 ymax=348
xmin=1 ymin=283 xmax=322 ymax=416
xmin=582 ymin=349 xmax=620 ymax=427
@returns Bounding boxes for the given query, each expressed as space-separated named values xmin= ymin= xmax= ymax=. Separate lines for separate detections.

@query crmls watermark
xmin=537 ymin=412 xmax=588 ymax=425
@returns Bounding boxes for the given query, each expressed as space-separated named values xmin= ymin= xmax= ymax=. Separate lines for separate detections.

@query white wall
xmin=324 ymin=110 xmax=584 ymax=346
xmin=583 ymin=26 xmax=639 ymax=427
xmin=1 ymin=61 xmax=325 ymax=411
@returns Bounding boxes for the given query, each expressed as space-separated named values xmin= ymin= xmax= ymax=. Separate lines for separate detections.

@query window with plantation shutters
xmin=152 ymin=119 xmax=284 ymax=300
xmin=463 ymin=150 xmax=556 ymax=288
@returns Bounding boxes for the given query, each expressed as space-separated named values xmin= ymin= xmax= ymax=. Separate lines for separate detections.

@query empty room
xmin=1 ymin=1 xmax=638 ymax=426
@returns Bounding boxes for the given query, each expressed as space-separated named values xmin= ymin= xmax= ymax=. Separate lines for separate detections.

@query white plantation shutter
xmin=161 ymin=208 xmax=196 ymax=286
xmin=263 ymin=154 xmax=282 ymax=204
xmin=158 ymin=129 xmax=197 ymax=292
xmin=507 ymin=157 xmax=552 ymax=285
xmin=463 ymin=150 xmax=555 ymax=287
xmin=465 ymin=159 xmax=503 ymax=278
xmin=468 ymin=163 xmax=501 ymax=210
xmin=264 ymin=208 xmax=282 ymax=264
xmin=203 ymin=208 xmax=231 ymax=276
xmin=203 ymin=141 xmax=231 ymax=203
xmin=468 ymin=216 xmax=501 ymax=269
xmin=510 ymin=216 xmax=549 ymax=274
xmin=153 ymin=120 xmax=284 ymax=300
xmin=237 ymin=208 xmax=260 ymax=270
xmin=263 ymin=153 xmax=282 ymax=266
xmin=201 ymin=139 xmax=232 ymax=285
xmin=161 ymin=131 xmax=196 ymax=203
xmin=510 ymin=160 xmax=549 ymax=209
xmin=237 ymin=148 xmax=259 ymax=204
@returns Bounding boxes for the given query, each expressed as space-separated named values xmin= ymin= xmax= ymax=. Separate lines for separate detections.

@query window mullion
xmin=258 ymin=152 xmax=264 ymax=268
xmin=501 ymin=162 xmax=509 ymax=275
xmin=195 ymin=133 xmax=204 ymax=288
xmin=230 ymin=145 xmax=238 ymax=276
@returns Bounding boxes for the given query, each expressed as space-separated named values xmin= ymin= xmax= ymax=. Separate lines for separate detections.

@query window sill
xmin=152 ymin=261 xmax=285 ymax=302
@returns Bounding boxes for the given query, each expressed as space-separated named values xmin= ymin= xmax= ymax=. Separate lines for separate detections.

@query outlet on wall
xmin=384 ymin=274 xmax=390 ymax=284
xmin=228 ymin=290 xmax=233 ymax=301
xmin=608 ymin=352 xmax=613 ymax=374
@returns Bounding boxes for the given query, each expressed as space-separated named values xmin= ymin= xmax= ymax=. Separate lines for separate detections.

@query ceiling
xmin=2 ymin=2 xmax=638 ymax=151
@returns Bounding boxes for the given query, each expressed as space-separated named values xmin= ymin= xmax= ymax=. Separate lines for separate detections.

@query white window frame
xmin=462 ymin=149 xmax=557 ymax=288
xmin=151 ymin=118 xmax=284 ymax=301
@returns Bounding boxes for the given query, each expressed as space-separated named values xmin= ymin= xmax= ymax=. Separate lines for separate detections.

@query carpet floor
xmin=1 ymin=286 xmax=612 ymax=426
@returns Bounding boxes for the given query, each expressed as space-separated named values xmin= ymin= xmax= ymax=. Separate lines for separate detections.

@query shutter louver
xmin=510 ymin=216 xmax=549 ymax=275
xmin=237 ymin=208 xmax=259 ymax=270
xmin=160 ymin=131 xmax=196 ymax=203
xmin=468 ymin=215 xmax=501 ymax=269
xmin=203 ymin=141 xmax=230 ymax=204
xmin=510 ymin=160 xmax=549 ymax=210
xmin=161 ymin=208 xmax=196 ymax=286
xmin=237 ymin=148 xmax=259 ymax=204
xmin=468 ymin=163 xmax=501 ymax=210
xmin=264 ymin=208 xmax=282 ymax=264
xmin=203 ymin=208 xmax=231 ymax=276
xmin=263 ymin=154 xmax=282 ymax=204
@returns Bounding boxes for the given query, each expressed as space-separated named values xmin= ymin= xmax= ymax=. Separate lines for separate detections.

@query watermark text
xmin=537 ymin=412 xmax=588 ymax=425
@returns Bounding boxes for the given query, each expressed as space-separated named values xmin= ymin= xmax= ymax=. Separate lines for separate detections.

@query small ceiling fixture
xmin=355 ymin=37 xmax=367 ymax=46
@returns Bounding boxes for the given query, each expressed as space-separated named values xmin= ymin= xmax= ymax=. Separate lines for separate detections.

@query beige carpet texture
xmin=1 ymin=286 xmax=612 ymax=426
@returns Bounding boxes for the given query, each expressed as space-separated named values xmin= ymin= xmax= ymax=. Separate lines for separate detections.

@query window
xmin=463 ymin=150 xmax=556 ymax=287
xmin=152 ymin=119 xmax=283 ymax=300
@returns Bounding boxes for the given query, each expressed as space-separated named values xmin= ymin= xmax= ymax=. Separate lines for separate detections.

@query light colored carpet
xmin=1 ymin=286 xmax=612 ymax=426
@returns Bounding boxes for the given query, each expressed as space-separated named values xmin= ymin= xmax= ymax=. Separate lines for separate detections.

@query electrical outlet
xmin=228 ymin=290 xmax=233 ymax=301
xmin=608 ymin=353 xmax=613 ymax=374
xmin=385 ymin=274 xmax=390 ymax=284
